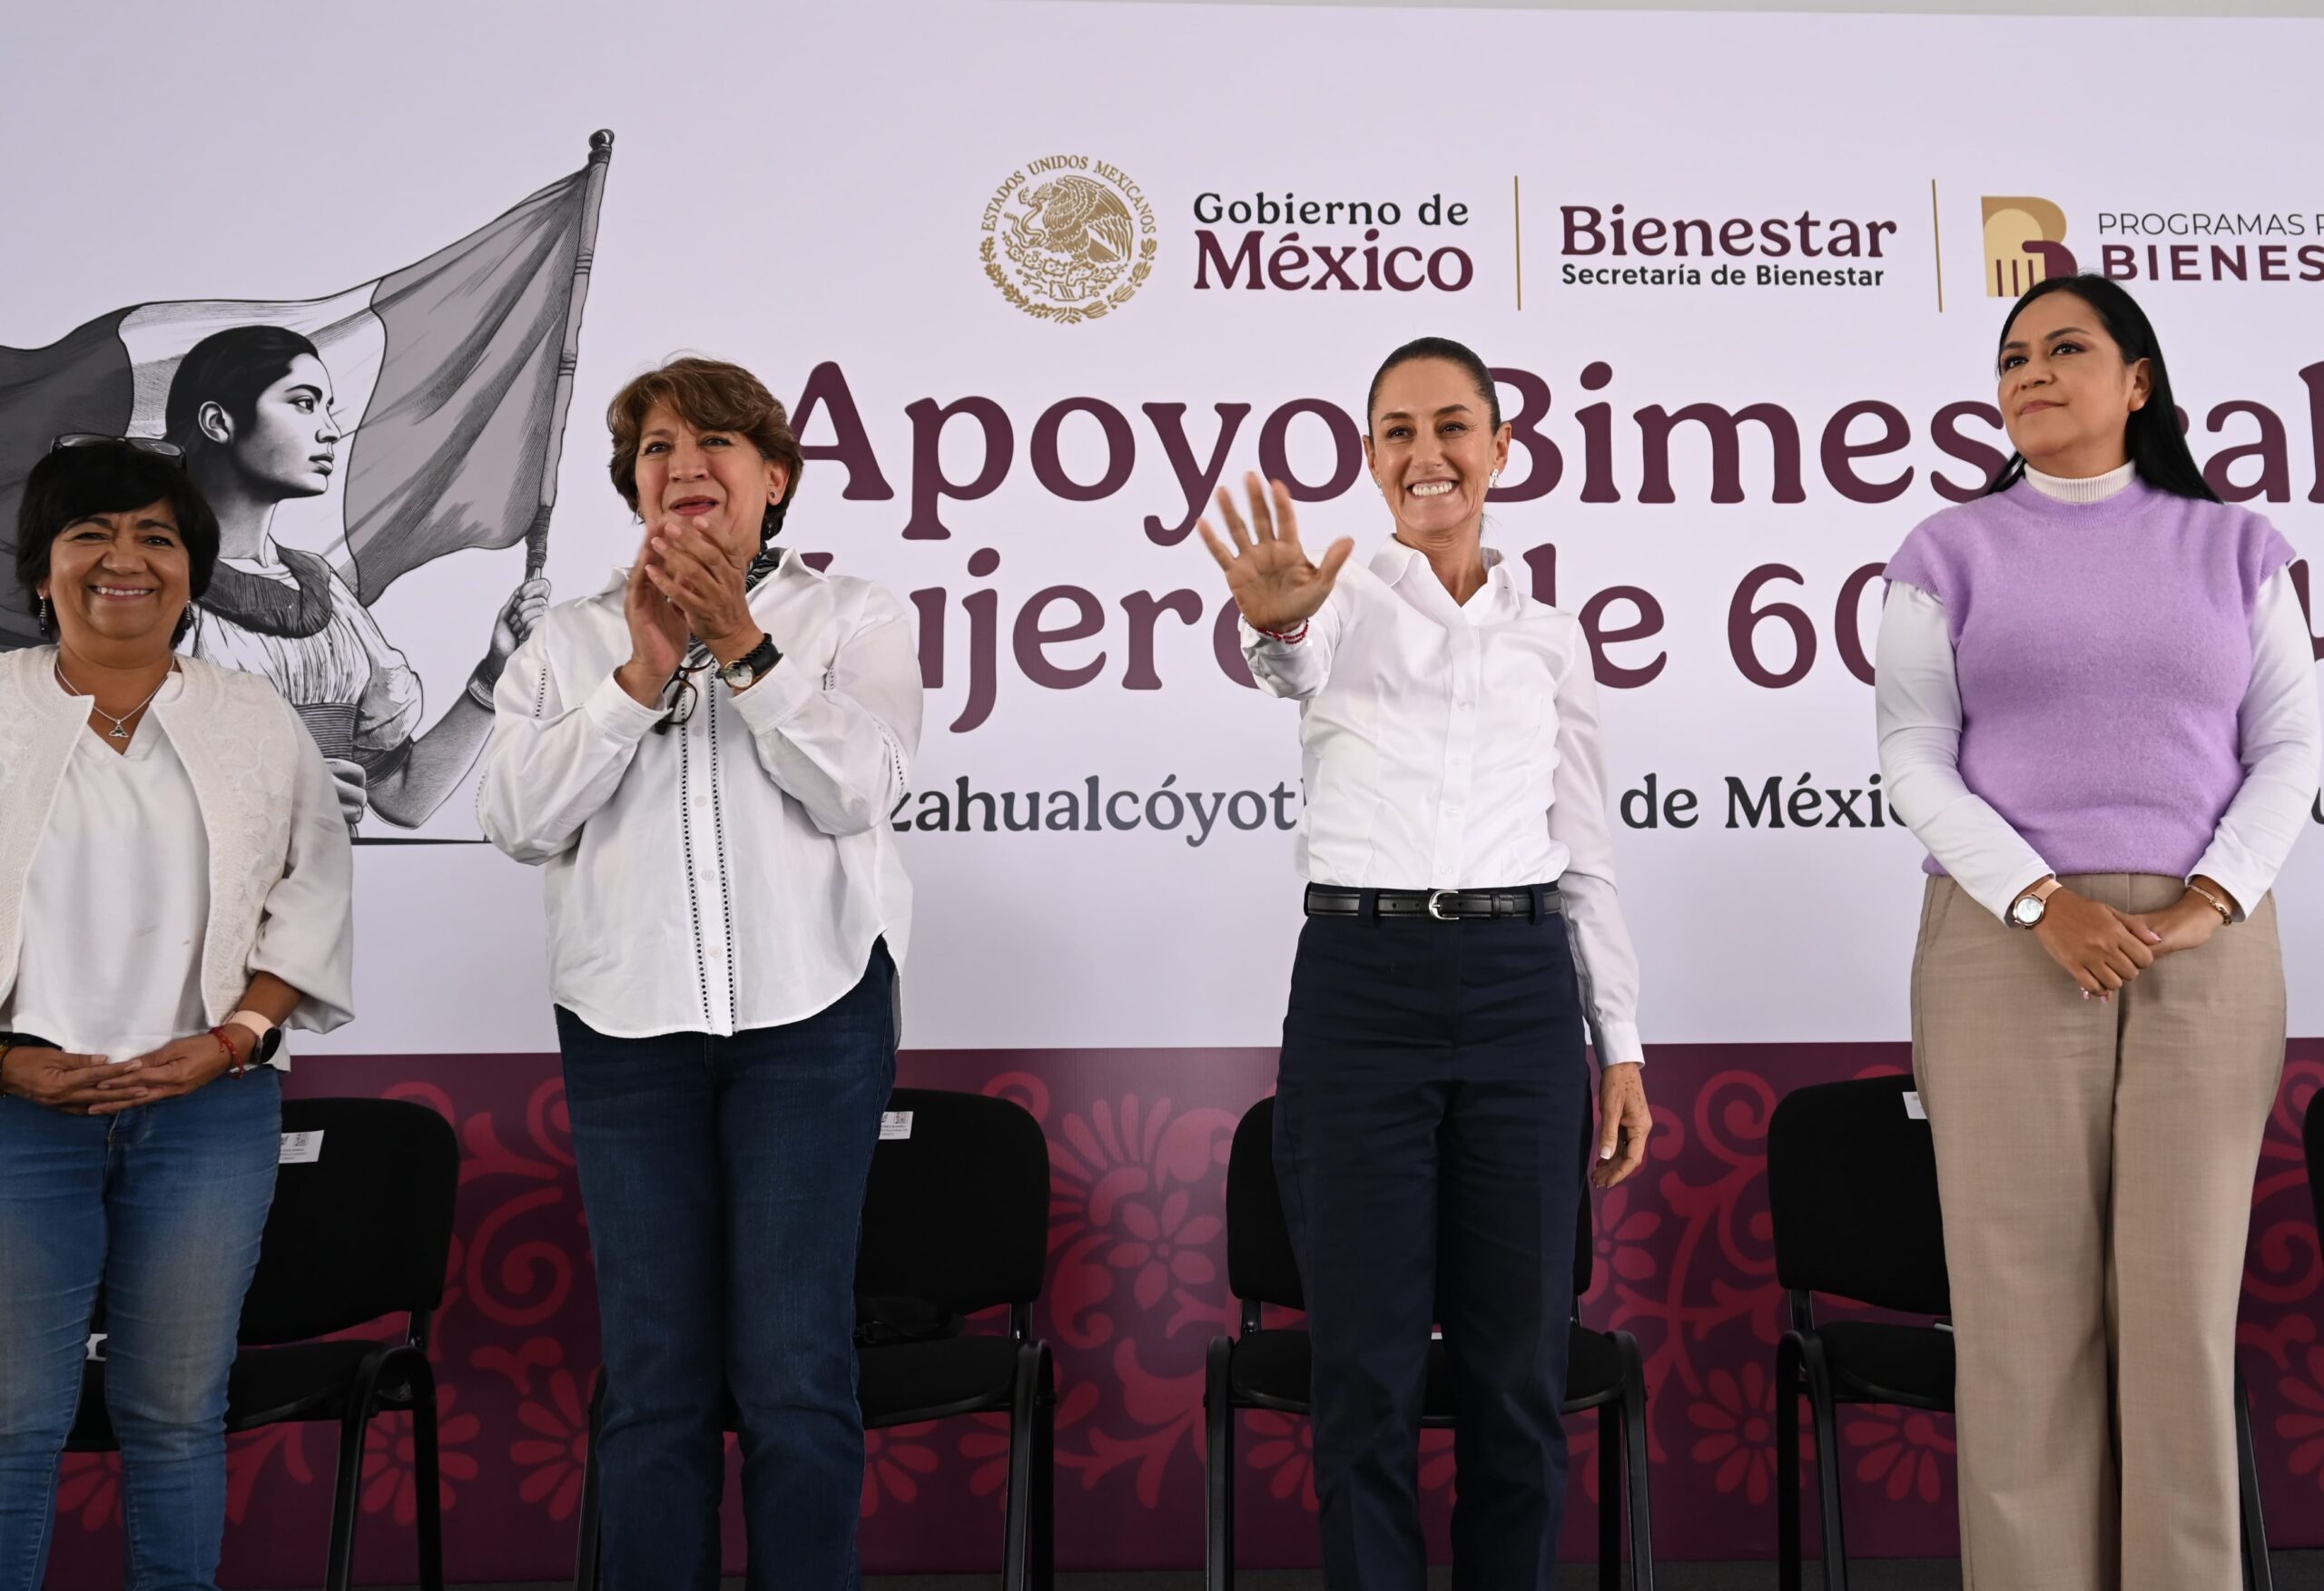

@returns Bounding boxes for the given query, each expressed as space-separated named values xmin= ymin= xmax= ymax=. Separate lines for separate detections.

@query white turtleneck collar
xmin=2024 ymin=460 xmax=2136 ymax=505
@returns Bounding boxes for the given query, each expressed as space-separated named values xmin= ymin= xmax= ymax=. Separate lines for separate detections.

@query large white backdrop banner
xmin=5 ymin=2 xmax=2319 ymax=1054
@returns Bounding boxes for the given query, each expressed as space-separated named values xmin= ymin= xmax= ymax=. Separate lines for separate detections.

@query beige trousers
xmin=1909 ymin=874 xmax=2284 ymax=1591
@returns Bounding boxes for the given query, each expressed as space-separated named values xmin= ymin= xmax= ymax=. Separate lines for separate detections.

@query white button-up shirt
xmin=1243 ymin=538 xmax=1646 ymax=1066
xmin=477 ymin=550 xmax=921 ymax=1038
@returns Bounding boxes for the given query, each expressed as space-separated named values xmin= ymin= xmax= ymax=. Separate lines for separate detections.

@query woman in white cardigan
xmin=0 ymin=438 xmax=352 ymax=1591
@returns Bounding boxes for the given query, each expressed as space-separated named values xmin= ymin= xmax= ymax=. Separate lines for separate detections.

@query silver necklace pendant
xmin=54 ymin=659 xmax=167 ymax=743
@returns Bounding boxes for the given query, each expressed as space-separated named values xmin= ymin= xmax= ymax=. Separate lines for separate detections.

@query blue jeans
xmin=0 ymin=1069 xmax=281 ymax=1591
xmin=557 ymin=943 xmax=896 ymax=1591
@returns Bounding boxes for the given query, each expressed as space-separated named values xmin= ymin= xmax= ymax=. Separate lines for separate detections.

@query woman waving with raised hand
xmin=1198 ymin=336 xmax=1650 ymax=1591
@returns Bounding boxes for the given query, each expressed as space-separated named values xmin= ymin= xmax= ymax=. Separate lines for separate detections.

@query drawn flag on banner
xmin=0 ymin=131 xmax=615 ymax=647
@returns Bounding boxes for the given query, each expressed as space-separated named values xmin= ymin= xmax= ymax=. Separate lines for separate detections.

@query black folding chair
xmin=67 ymin=1095 xmax=459 ymax=1591
xmin=2301 ymin=1085 xmax=2324 ymax=1557
xmin=575 ymin=1085 xmax=1055 ymax=1589
xmin=1202 ymin=1094 xmax=1653 ymax=1590
xmin=1768 ymin=1074 xmax=2273 ymax=1591
xmin=2308 ymin=1081 xmax=2323 ymax=1246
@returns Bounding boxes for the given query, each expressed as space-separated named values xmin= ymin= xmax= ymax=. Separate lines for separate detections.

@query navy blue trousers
xmin=1274 ymin=901 xmax=1592 ymax=1591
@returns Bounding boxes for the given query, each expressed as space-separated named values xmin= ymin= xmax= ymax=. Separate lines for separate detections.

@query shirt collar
xmin=1368 ymin=536 xmax=1513 ymax=595
xmin=1369 ymin=536 xmax=1423 ymax=584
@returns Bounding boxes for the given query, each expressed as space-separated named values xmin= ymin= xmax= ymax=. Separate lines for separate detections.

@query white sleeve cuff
xmin=1239 ymin=623 xmax=1307 ymax=650
xmin=730 ymin=654 xmax=819 ymax=733
xmin=583 ymin=673 xmax=664 ymax=744
xmin=2185 ymin=857 xmax=2257 ymax=923
xmin=1592 ymin=1020 xmax=1644 ymax=1069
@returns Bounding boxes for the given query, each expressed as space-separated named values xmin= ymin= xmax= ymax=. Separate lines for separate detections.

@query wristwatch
xmin=717 ymin=633 xmax=783 ymax=692
xmin=226 ymin=1009 xmax=282 ymax=1069
xmin=2008 ymin=876 xmax=2063 ymax=929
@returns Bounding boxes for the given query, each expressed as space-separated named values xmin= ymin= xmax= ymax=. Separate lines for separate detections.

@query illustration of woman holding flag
xmin=167 ymin=324 xmax=550 ymax=830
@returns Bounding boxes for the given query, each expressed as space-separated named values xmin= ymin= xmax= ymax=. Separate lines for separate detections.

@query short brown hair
xmin=606 ymin=357 xmax=805 ymax=539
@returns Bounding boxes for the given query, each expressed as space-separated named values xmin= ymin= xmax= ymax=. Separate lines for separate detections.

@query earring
xmin=37 ymin=596 xmax=52 ymax=636
xmin=1489 ymin=470 xmax=1502 ymax=485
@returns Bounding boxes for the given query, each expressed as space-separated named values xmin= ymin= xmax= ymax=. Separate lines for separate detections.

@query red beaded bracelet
xmin=1255 ymin=621 xmax=1309 ymax=644
xmin=208 ymin=1026 xmax=250 ymax=1078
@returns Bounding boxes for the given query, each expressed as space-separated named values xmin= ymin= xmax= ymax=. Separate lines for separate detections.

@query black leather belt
xmin=1304 ymin=883 xmax=1562 ymax=921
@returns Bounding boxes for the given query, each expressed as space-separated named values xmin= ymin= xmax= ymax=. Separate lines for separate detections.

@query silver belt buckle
xmin=1426 ymin=889 xmax=1457 ymax=921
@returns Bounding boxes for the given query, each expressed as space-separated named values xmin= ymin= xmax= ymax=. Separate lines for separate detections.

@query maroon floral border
xmin=42 ymin=1042 xmax=2323 ymax=1585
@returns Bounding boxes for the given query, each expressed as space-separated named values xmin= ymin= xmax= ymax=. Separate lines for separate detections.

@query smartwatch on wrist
xmin=2008 ymin=875 xmax=2062 ymax=929
xmin=225 ymin=1010 xmax=282 ymax=1069
xmin=717 ymin=633 xmax=782 ymax=692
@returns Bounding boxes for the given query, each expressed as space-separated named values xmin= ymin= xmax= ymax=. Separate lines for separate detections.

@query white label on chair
xmin=1902 ymin=1091 xmax=1927 ymax=1121
xmin=879 ymin=1110 xmax=913 ymax=1140
xmin=280 ymin=1130 xmax=325 ymax=1164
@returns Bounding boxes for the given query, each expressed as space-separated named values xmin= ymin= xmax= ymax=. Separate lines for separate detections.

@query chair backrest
xmin=1767 ymin=1074 xmax=1950 ymax=1315
xmin=1226 ymin=1096 xmax=1304 ymax=1308
xmin=1225 ymin=1095 xmax=1596 ymax=1314
xmin=240 ymin=1096 xmax=460 ymax=1346
xmin=854 ymin=1087 xmax=1049 ymax=1317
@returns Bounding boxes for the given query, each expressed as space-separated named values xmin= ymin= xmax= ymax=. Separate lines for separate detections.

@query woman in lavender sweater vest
xmin=1876 ymin=274 xmax=2319 ymax=1590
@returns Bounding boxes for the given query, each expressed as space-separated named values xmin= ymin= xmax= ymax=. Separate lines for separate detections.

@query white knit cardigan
xmin=0 ymin=646 xmax=354 ymax=1034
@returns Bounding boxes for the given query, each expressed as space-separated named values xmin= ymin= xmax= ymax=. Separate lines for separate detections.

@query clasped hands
xmin=1 ymin=1030 xmax=247 ymax=1116
xmin=616 ymin=514 xmax=761 ymax=706
xmin=2028 ymin=878 xmax=2233 ymax=1000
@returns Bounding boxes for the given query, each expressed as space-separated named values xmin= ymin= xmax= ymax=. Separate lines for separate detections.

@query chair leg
xmin=407 ymin=1354 xmax=445 ymax=1591
xmin=1777 ymin=1335 xmax=1804 ymax=1591
xmin=1621 ymin=1344 xmax=1655 ymax=1591
xmin=2237 ymin=1361 xmax=2273 ymax=1591
xmin=1003 ymin=1341 xmax=1044 ymax=1591
xmin=574 ymin=1369 xmax=606 ymax=1591
xmin=1598 ymin=1403 xmax=1621 ymax=1591
xmin=1205 ymin=1336 xmax=1235 ymax=1591
xmin=1800 ymin=1342 xmax=1850 ymax=1591
xmin=1030 ymin=1343 xmax=1056 ymax=1591
xmin=326 ymin=1352 xmax=391 ymax=1591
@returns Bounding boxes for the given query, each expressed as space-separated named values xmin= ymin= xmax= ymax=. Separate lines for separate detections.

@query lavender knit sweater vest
xmin=1885 ymin=478 xmax=2294 ymax=880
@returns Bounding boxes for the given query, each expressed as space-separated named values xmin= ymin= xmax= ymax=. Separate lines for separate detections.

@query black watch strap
xmin=719 ymin=633 xmax=782 ymax=688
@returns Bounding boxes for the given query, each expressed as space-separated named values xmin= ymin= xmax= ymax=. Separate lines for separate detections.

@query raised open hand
xmin=1196 ymin=473 xmax=1354 ymax=634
